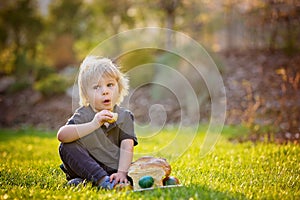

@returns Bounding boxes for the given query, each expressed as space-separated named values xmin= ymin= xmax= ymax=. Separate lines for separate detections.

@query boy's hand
xmin=91 ymin=110 xmax=113 ymax=128
xmin=110 ymin=171 xmax=128 ymax=184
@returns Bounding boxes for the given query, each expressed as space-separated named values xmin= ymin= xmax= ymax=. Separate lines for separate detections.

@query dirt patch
xmin=221 ymin=50 xmax=300 ymax=143
xmin=0 ymin=90 xmax=72 ymax=130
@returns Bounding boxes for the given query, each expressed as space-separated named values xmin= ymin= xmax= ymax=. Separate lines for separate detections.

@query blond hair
xmin=78 ymin=56 xmax=129 ymax=107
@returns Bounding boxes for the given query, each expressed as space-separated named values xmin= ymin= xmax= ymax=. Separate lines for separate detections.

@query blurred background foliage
xmin=0 ymin=0 xmax=299 ymax=140
xmin=1 ymin=0 xmax=299 ymax=76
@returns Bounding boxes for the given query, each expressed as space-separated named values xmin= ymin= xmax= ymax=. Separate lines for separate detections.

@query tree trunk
xmin=165 ymin=11 xmax=175 ymax=49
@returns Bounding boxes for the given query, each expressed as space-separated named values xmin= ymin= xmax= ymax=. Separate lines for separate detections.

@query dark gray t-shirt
xmin=67 ymin=105 xmax=138 ymax=170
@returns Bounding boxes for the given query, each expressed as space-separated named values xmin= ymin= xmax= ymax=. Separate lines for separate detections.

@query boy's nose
xmin=102 ymin=88 xmax=109 ymax=95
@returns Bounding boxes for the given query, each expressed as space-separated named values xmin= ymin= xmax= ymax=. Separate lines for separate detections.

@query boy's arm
xmin=57 ymin=110 xmax=113 ymax=143
xmin=110 ymin=139 xmax=134 ymax=183
xmin=57 ymin=121 xmax=100 ymax=143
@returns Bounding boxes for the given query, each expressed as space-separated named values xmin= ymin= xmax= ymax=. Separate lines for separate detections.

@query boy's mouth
xmin=103 ymin=99 xmax=111 ymax=104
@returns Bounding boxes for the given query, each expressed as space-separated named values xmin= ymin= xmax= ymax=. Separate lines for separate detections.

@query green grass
xmin=0 ymin=126 xmax=299 ymax=200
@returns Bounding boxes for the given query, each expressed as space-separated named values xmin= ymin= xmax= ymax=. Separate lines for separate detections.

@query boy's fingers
xmin=110 ymin=174 xmax=114 ymax=182
xmin=106 ymin=110 xmax=113 ymax=116
xmin=109 ymin=173 xmax=128 ymax=184
xmin=99 ymin=110 xmax=111 ymax=116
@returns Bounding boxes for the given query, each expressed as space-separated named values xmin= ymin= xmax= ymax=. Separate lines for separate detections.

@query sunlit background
xmin=0 ymin=0 xmax=299 ymax=142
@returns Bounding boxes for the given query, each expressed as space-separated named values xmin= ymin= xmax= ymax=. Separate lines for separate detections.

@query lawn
xmin=0 ymin=126 xmax=299 ymax=200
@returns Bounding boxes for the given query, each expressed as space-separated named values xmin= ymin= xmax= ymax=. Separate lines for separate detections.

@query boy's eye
xmin=93 ymin=85 xmax=100 ymax=90
xmin=107 ymin=83 xmax=114 ymax=87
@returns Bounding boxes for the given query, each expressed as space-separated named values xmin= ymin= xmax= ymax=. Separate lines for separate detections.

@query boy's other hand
xmin=110 ymin=171 xmax=128 ymax=184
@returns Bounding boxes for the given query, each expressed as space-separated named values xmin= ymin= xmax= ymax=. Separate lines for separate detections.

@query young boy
xmin=57 ymin=56 xmax=138 ymax=189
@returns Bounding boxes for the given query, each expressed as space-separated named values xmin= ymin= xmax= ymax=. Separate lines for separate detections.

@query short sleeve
xmin=66 ymin=106 xmax=94 ymax=125
xmin=119 ymin=111 xmax=138 ymax=146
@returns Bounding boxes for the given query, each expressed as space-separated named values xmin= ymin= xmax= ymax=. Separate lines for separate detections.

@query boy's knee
xmin=59 ymin=142 xmax=88 ymax=157
xmin=59 ymin=142 xmax=78 ymax=154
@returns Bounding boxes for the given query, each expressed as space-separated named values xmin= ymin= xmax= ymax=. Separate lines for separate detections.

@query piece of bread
xmin=107 ymin=112 xmax=118 ymax=123
xmin=128 ymin=156 xmax=171 ymax=190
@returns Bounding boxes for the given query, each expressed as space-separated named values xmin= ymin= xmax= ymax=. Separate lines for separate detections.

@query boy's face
xmin=86 ymin=76 xmax=120 ymax=112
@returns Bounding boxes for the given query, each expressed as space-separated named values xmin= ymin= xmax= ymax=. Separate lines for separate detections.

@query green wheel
xmin=138 ymin=176 xmax=154 ymax=188
xmin=163 ymin=176 xmax=180 ymax=186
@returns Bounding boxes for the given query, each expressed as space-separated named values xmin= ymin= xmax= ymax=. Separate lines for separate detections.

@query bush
xmin=34 ymin=74 xmax=70 ymax=97
xmin=117 ymin=49 xmax=156 ymax=88
xmin=7 ymin=80 xmax=31 ymax=93
xmin=33 ymin=65 xmax=55 ymax=82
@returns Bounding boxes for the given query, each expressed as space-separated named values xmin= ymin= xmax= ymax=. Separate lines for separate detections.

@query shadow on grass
xmin=130 ymin=184 xmax=247 ymax=199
